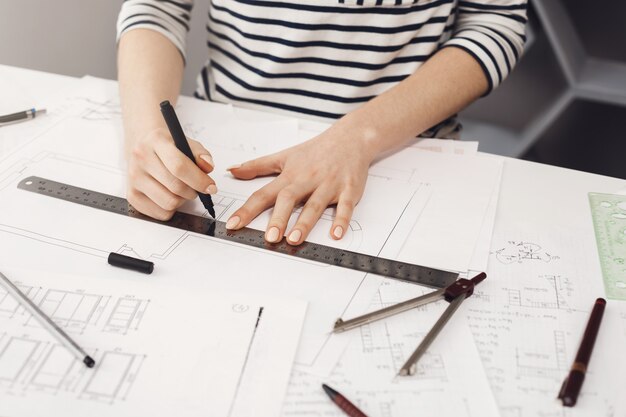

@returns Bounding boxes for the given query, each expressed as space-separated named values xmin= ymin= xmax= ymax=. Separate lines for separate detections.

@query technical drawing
xmin=492 ymin=241 xmax=560 ymax=265
xmin=102 ymin=297 xmax=150 ymax=335
xmin=80 ymin=350 xmax=146 ymax=404
xmin=0 ymin=284 xmax=40 ymax=318
xmin=1 ymin=149 xmax=366 ymax=263
xmin=26 ymin=289 xmax=110 ymax=334
xmin=28 ymin=344 xmax=83 ymax=394
xmin=0 ymin=336 xmax=45 ymax=386
xmin=516 ymin=331 xmax=567 ymax=380
xmin=504 ymin=275 xmax=572 ymax=311
xmin=75 ymin=97 xmax=122 ymax=122
xmin=356 ymin=286 xmax=449 ymax=381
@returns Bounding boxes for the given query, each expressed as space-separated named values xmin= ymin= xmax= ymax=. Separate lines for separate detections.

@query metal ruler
xmin=18 ymin=176 xmax=458 ymax=288
xmin=588 ymin=192 xmax=626 ymax=300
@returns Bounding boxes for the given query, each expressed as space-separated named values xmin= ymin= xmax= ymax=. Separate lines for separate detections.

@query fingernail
xmin=200 ymin=154 xmax=214 ymax=167
xmin=266 ymin=226 xmax=280 ymax=243
xmin=227 ymin=164 xmax=242 ymax=171
xmin=226 ymin=216 xmax=240 ymax=229
xmin=333 ymin=226 xmax=344 ymax=239
xmin=206 ymin=184 xmax=218 ymax=194
xmin=288 ymin=229 xmax=302 ymax=244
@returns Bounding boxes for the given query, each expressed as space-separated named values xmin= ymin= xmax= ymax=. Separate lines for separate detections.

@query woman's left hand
xmin=225 ymin=130 xmax=375 ymax=245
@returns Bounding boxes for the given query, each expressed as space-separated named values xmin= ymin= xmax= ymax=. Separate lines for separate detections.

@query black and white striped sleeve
xmin=442 ymin=0 xmax=528 ymax=93
xmin=116 ymin=0 xmax=193 ymax=60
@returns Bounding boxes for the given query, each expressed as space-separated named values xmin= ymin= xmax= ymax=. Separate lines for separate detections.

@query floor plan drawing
xmin=102 ymin=297 xmax=149 ymax=335
xmin=0 ymin=83 xmax=428 ymax=374
xmin=26 ymin=289 xmax=110 ymax=334
xmin=79 ymin=350 xmax=146 ymax=404
xmin=0 ymin=266 xmax=304 ymax=416
xmin=0 ymin=336 xmax=46 ymax=387
xmin=0 ymin=284 xmax=40 ymax=318
xmin=28 ymin=344 xmax=84 ymax=394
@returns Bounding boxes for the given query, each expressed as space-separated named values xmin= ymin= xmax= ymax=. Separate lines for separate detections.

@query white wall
xmin=0 ymin=0 xmax=210 ymax=95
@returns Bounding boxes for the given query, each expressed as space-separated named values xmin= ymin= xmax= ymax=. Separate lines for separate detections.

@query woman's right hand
xmin=126 ymin=127 xmax=217 ymax=220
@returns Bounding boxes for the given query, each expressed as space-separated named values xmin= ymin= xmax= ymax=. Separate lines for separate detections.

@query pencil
xmin=159 ymin=100 xmax=216 ymax=218
xmin=322 ymin=384 xmax=368 ymax=417
xmin=0 ymin=271 xmax=95 ymax=368
xmin=558 ymin=297 xmax=606 ymax=407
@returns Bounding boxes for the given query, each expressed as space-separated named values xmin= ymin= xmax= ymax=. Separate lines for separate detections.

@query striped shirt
xmin=117 ymin=0 xmax=527 ymax=130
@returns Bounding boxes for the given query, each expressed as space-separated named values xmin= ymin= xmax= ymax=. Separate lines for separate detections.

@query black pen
xmin=0 ymin=108 xmax=46 ymax=126
xmin=159 ymin=101 xmax=215 ymax=218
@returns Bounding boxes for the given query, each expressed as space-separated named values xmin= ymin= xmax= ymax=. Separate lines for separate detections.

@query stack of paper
xmin=0 ymin=75 xmax=504 ymax=416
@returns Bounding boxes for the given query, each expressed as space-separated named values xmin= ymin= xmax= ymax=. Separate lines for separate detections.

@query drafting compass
xmin=333 ymin=272 xmax=486 ymax=376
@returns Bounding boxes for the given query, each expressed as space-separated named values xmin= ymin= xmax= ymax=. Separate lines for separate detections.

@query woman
xmin=117 ymin=0 xmax=527 ymax=245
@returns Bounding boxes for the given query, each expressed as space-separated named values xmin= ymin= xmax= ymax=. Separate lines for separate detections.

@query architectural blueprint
xmin=282 ymin=279 xmax=500 ymax=417
xmin=0 ymin=77 xmax=435 ymax=376
xmin=0 ymin=268 xmax=306 ymax=417
xmin=466 ymin=225 xmax=626 ymax=417
xmin=0 ymin=76 xmax=520 ymax=416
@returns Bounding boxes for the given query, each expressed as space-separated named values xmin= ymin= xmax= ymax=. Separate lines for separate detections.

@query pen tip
xmin=160 ymin=100 xmax=171 ymax=108
xmin=84 ymin=356 xmax=96 ymax=368
xmin=322 ymin=383 xmax=337 ymax=399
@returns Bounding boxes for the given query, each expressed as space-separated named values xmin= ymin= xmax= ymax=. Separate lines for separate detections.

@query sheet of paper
xmin=0 ymin=77 xmax=428 ymax=376
xmin=466 ymin=224 xmax=626 ymax=417
xmin=462 ymin=158 xmax=626 ymax=417
xmin=373 ymin=148 xmax=503 ymax=273
xmin=175 ymin=94 xmax=424 ymax=258
xmin=411 ymin=138 xmax=479 ymax=156
xmin=0 ymin=268 xmax=305 ymax=417
xmin=282 ymin=279 xmax=500 ymax=417
xmin=0 ymin=66 xmax=82 ymax=157
xmin=467 ymin=156 xmax=503 ymax=273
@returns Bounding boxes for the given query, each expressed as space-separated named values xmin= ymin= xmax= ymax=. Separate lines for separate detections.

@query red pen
xmin=322 ymin=384 xmax=368 ymax=417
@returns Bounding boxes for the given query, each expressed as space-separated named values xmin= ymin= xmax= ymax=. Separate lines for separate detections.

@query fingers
xmin=127 ymin=188 xmax=176 ymax=221
xmin=141 ymin=151 xmax=197 ymax=200
xmin=265 ymin=185 xmax=310 ymax=243
xmin=331 ymin=192 xmax=358 ymax=240
xmin=188 ymin=140 xmax=215 ymax=174
xmin=226 ymin=180 xmax=358 ymax=244
xmin=225 ymin=178 xmax=287 ymax=231
xmin=228 ymin=153 xmax=282 ymax=180
xmin=154 ymin=139 xmax=216 ymax=194
xmin=132 ymin=172 xmax=186 ymax=212
xmin=286 ymin=185 xmax=335 ymax=245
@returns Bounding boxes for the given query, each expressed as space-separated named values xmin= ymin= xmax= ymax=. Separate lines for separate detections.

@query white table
xmin=2 ymin=65 xmax=625 ymax=417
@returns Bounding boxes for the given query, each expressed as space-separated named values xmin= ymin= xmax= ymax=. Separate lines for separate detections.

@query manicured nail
xmin=226 ymin=216 xmax=240 ymax=229
xmin=227 ymin=164 xmax=242 ymax=171
xmin=333 ymin=226 xmax=344 ymax=239
xmin=206 ymin=184 xmax=218 ymax=194
xmin=288 ymin=229 xmax=302 ymax=244
xmin=266 ymin=226 xmax=280 ymax=243
xmin=200 ymin=154 xmax=214 ymax=167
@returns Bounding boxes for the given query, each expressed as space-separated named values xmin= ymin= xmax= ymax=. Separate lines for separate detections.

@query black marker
xmin=160 ymin=101 xmax=215 ymax=218
xmin=108 ymin=252 xmax=154 ymax=274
